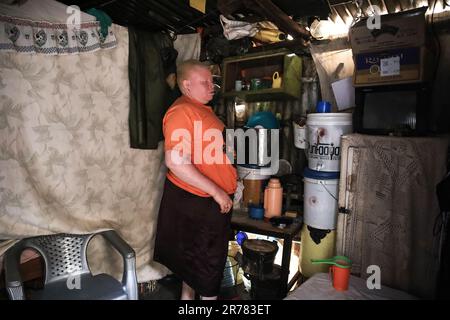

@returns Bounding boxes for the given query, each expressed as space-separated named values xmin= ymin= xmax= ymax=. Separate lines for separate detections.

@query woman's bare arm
xmin=165 ymin=150 xmax=232 ymax=213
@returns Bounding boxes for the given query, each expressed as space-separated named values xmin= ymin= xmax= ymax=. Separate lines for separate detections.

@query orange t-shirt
xmin=163 ymin=96 xmax=237 ymax=197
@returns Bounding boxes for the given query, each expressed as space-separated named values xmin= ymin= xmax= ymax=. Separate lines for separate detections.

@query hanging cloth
xmin=86 ymin=8 xmax=112 ymax=39
xmin=0 ymin=0 xmax=96 ymax=23
xmin=219 ymin=15 xmax=258 ymax=40
xmin=128 ymin=26 xmax=174 ymax=149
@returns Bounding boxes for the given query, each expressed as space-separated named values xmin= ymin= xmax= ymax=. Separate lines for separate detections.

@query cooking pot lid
xmin=242 ymin=239 xmax=278 ymax=254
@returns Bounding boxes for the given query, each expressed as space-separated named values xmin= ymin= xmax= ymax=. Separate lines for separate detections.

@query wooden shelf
xmin=223 ymin=88 xmax=299 ymax=101
xmin=222 ymin=49 xmax=302 ymax=102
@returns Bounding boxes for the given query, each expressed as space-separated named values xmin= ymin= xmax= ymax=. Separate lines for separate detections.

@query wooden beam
xmin=217 ymin=0 xmax=311 ymax=41
xmin=248 ymin=37 xmax=310 ymax=54
xmin=245 ymin=0 xmax=311 ymax=40
xmin=217 ymin=0 xmax=245 ymax=16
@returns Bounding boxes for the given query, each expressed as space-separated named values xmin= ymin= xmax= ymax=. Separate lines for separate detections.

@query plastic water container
xmin=303 ymin=168 xmax=339 ymax=230
xmin=237 ymin=165 xmax=271 ymax=208
xmin=306 ymin=113 xmax=352 ymax=172
xmin=299 ymin=224 xmax=336 ymax=278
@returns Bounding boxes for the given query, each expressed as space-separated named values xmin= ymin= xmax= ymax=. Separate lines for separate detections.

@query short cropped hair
xmin=177 ymin=59 xmax=209 ymax=92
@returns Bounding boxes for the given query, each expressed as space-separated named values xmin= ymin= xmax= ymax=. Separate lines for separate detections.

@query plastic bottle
xmin=263 ymin=178 xmax=283 ymax=218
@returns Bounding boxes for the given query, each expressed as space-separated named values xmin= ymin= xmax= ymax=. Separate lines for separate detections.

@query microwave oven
xmin=353 ymin=83 xmax=431 ymax=135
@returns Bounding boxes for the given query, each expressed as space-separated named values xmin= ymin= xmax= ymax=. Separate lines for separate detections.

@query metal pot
xmin=239 ymin=239 xmax=278 ymax=280
xmin=232 ymin=127 xmax=277 ymax=167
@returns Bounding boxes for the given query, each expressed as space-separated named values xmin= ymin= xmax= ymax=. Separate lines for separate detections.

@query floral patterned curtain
xmin=0 ymin=22 xmax=169 ymax=282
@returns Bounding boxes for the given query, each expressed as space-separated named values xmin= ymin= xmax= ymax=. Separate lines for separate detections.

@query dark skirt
xmin=153 ymin=178 xmax=232 ymax=297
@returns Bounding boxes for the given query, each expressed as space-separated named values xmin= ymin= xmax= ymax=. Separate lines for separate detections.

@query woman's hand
xmin=212 ymin=187 xmax=233 ymax=214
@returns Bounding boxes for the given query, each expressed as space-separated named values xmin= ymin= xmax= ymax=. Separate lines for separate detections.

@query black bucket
xmin=241 ymin=239 xmax=278 ymax=280
xmin=250 ymin=265 xmax=283 ymax=300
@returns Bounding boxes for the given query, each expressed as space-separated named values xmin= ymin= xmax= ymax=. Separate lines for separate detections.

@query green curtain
xmin=128 ymin=27 xmax=173 ymax=149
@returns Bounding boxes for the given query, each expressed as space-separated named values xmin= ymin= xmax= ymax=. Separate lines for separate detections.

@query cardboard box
xmin=353 ymin=46 xmax=434 ymax=86
xmin=349 ymin=7 xmax=428 ymax=54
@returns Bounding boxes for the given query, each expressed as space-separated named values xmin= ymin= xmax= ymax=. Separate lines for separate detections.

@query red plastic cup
xmin=329 ymin=265 xmax=351 ymax=291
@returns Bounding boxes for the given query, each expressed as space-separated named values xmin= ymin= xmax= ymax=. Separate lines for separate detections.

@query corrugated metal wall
xmin=329 ymin=0 xmax=448 ymax=25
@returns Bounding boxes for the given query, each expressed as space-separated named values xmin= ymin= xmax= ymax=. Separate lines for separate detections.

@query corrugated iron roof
xmin=328 ymin=0 xmax=448 ymax=25
xmin=59 ymin=0 xmax=223 ymax=33
xmin=58 ymin=0 xmax=449 ymax=35
xmin=59 ymin=0 xmax=331 ymax=34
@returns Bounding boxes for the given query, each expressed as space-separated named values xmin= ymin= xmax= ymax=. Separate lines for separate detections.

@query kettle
xmin=264 ymin=178 xmax=283 ymax=218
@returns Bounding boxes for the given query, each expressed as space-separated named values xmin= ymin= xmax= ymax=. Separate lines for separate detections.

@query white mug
xmin=235 ymin=80 xmax=242 ymax=91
